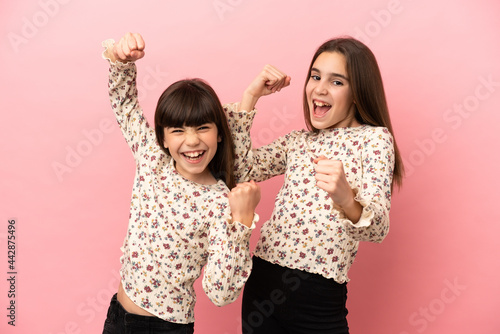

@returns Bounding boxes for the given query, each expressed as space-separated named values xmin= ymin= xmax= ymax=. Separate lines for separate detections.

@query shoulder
xmin=359 ymin=125 xmax=393 ymax=146
xmin=357 ymin=126 xmax=395 ymax=165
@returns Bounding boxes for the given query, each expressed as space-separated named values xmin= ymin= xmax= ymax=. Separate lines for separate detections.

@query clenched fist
xmin=228 ymin=181 xmax=261 ymax=228
xmin=314 ymin=156 xmax=362 ymax=223
xmin=108 ymin=32 xmax=146 ymax=63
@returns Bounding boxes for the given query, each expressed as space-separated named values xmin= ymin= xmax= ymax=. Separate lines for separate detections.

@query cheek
xmin=305 ymin=83 xmax=314 ymax=99
xmin=163 ymin=136 xmax=179 ymax=151
xmin=334 ymin=89 xmax=352 ymax=106
xmin=213 ymin=135 xmax=221 ymax=147
xmin=206 ymin=133 xmax=220 ymax=147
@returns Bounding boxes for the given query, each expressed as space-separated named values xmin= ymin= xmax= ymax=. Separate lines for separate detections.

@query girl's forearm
xmin=337 ymin=195 xmax=363 ymax=224
xmin=238 ymin=90 xmax=260 ymax=113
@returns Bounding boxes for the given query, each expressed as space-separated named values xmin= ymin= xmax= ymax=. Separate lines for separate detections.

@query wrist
xmin=336 ymin=196 xmax=362 ymax=223
xmin=231 ymin=212 xmax=255 ymax=228
xmin=239 ymin=91 xmax=260 ymax=112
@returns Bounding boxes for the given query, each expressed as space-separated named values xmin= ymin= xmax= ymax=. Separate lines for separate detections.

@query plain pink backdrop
xmin=1 ymin=0 xmax=499 ymax=333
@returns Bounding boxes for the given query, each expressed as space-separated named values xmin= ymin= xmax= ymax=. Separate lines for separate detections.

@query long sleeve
xmin=103 ymin=39 xmax=156 ymax=159
xmin=202 ymin=210 xmax=257 ymax=306
xmin=339 ymin=128 xmax=394 ymax=243
xmin=224 ymin=103 xmax=288 ymax=183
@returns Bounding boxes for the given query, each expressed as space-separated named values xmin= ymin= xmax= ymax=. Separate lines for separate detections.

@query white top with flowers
xmin=103 ymin=42 xmax=256 ymax=324
xmin=225 ymin=103 xmax=394 ymax=283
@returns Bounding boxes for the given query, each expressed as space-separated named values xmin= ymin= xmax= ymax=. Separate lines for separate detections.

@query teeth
xmin=314 ymin=101 xmax=331 ymax=107
xmin=183 ymin=151 xmax=203 ymax=158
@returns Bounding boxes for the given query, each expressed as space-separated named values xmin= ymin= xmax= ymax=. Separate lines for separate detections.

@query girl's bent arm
xmin=224 ymin=103 xmax=291 ymax=183
xmin=202 ymin=211 xmax=258 ymax=306
xmin=201 ymin=181 xmax=260 ymax=305
xmin=225 ymin=65 xmax=291 ymax=182
xmin=341 ymin=128 xmax=395 ymax=243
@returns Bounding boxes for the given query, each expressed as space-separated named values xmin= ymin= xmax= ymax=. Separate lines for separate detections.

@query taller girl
xmin=226 ymin=37 xmax=403 ymax=333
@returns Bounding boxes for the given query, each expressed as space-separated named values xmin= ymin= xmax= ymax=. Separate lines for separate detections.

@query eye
xmin=198 ymin=123 xmax=215 ymax=131
xmin=332 ymin=80 xmax=343 ymax=86
xmin=310 ymin=74 xmax=321 ymax=81
xmin=169 ymin=128 xmax=183 ymax=133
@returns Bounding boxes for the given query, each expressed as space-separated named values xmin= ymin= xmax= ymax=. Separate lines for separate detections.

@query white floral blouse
xmin=225 ymin=103 xmax=394 ymax=283
xmin=103 ymin=41 xmax=256 ymax=324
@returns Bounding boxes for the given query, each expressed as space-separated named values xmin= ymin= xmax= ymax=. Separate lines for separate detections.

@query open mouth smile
xmin=181 ymin=150 xmax=206 ymax=163
xmin=313 ymin=100 xmax=332 ymax=117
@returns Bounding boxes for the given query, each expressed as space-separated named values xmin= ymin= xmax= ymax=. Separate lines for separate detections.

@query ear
xmin=217 ymin=135 xmax=222 ymax=143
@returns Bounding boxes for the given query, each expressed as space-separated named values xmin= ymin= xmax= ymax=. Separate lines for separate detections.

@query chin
xmin=310 ymin=119 xmax=327 ymax=130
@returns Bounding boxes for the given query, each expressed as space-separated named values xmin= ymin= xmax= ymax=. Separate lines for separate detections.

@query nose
xmin=184 ymin=129 xmax=200 ymax=146
xmin=314 ymin=80 xmax=327 ymax=95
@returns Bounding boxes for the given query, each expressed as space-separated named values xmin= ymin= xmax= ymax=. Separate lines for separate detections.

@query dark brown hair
xmin=303 ymin=37 xmax=404 ymax=189
xmin=155 ymin=79 xmax=236 ymax=189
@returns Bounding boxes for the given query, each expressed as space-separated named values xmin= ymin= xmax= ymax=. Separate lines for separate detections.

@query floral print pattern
xmin=225 ymin=103 xmax=394 ymax=283
xmin=103 ymin=43 xmax=255 ymax=324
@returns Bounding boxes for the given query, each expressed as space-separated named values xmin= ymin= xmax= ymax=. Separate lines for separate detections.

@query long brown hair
xmin=155 ymin=79 xmax=236 ymax=189
xmin=303 ymin=37 xmax=404 ymax=189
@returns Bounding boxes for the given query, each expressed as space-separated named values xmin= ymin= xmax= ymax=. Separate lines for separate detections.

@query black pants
xmin=242 ymin=257 xmax=349 ymax=334
xmin=102 ymin=294 xmax=194 ymax=334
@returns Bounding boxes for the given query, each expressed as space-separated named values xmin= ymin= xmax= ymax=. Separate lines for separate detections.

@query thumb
xmin=313 ymin=155 xmax=328 ymax=164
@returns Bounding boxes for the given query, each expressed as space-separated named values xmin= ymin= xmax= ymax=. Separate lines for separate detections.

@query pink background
xmin=1 ymin=0 xmax=499 ymax=333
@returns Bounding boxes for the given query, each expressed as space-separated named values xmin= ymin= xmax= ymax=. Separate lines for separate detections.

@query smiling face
xmin=163 ymin=123 xmax=221 ymax=184
xmin=305 ymin=51 xmax=360 ymax=130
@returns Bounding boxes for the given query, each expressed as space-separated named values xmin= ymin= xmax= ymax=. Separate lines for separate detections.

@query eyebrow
xmin=311 ymin=67 xmax=349 ymax=81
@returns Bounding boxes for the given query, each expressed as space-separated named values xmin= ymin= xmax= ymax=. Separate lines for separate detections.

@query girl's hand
xmin=239 ymin=65 xmax=291 ymax=112
xmin=111 ymin=32 xmax=145 ymax=63
xmin=314 ymin=156 xmax=362 ymax=222
xmin=246 ymin=64 xmax=291 ymax=97
xmin=228 ymin=181 xmax=261 ymax=228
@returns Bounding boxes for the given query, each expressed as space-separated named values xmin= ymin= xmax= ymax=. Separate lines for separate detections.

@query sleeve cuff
xmin=227 ymin=213 xmax=259 ymax=241
xmin=337 ymin=188 xmax=374 ymax=228
xmin=101 ymin=38 xmax=117 ymax=62
xmin=234 ymin=213 xmax=259 ymax=230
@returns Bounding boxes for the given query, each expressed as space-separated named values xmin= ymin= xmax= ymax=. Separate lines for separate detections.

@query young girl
xmin=101 ymin=32 xmax=261 ymax=334
xmin=225 ymin=37 xmax=403 ymax=333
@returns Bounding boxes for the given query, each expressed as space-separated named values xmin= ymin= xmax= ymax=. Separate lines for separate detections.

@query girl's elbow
xmin=372 ymin=226 xmax=389 ymax=243
xmin=209 ymin=294 xmax=234 ymax=307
